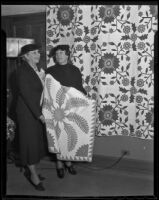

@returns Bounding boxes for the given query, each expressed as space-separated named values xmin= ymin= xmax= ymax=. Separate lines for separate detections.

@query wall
xmin=1 ymin=5 xmax=46 ymax=16
xmin=2 ymin=12 xmax=154 ymax=164
xmin=2 ymin=12 xmax=46 ymax=120
xmin=94 ymin=136 xmax=153 ymax=162
xmin=1 ymin=12 xmax=46 ymax=69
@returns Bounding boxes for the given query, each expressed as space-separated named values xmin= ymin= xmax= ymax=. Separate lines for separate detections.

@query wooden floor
xmin=5 ymin=155 xmax=154 ymax=198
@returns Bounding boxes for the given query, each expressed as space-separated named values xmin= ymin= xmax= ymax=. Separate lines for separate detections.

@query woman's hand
xmin=63 ymin=86 xmax=70 ymax=93
xmin=39 ymin=115 xmax=45 ymax=124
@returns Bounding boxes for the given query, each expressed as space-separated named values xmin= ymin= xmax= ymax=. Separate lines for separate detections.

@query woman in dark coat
xmin=45 ymin=45 xmax=87 ymax=179
xmin=16 ymin=44 xmax=47 ymax=191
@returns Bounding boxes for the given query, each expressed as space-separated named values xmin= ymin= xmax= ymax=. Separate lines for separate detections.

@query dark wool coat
xmin=45 ymin=63 xmax=87 ymax=95
xmin=16 ymin=61 xmax=47 ymax=166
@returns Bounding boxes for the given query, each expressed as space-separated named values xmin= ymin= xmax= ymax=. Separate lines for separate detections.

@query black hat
xmin=49 ymin=45 xmax=70 ymax=58
xmin=19 ymin=44 xmax=41 ymax=56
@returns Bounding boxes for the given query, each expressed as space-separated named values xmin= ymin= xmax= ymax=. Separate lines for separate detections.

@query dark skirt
xmin=17 ymin=111 xmax=48 ymax=166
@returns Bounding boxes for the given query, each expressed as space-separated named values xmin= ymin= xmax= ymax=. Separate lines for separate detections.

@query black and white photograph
xmin=1 ymin=3 xmax=158 ymax=200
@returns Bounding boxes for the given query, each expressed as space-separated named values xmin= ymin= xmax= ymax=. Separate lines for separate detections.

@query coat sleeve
xmin=17 ymin=65 xmax=42 ymax=119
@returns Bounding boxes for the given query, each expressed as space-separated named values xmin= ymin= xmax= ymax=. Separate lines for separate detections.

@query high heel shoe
xmin=65 ymin=164 xmax=77 ymax=175
xmin=24 ymin=171 xmax=45 ymax=191
xmin=56 ymin=167 xmax=65 ymax=178
xmin=38 ymin=174 xmax=46 ymax=181
xmin=30 ymin=181 xmax=45 ymax=191
xmin=24 ymin=168 xmax=45 ymax=181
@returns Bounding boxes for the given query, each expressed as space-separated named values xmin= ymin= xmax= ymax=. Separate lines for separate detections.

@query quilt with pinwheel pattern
xmin=42 ymin=74 xmax=96 ymax=162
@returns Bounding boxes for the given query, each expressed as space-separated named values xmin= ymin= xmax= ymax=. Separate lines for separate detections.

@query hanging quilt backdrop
xmin=46 ymin=5 xmax=158 ymax=139
xmin=42 ymin=74 xmax=96 ymax=162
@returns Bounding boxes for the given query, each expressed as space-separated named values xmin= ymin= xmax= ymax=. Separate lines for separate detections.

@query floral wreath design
xmin=47 ymin=5 xmax=83 ymax=41
xmin=46 ymin=5 xmax=157 ymax=139
xmin=96 ymin=92 xmax=154 ymax=139
xmin=135 ymin=96 xmax=154 ymax=139
xmin=96 ymin=93 xmax=129 ymax=136
xmin=57 ymin=6 xmax=74 ymax=27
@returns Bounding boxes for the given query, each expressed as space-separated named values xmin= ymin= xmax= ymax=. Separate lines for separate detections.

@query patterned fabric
xmin=7 ymin=116 xmax=15 ymax=141
xmin=42 ymin=74 xmax=96 ymax=162
xmin=46 ymin=5 xmax=158 ymax=139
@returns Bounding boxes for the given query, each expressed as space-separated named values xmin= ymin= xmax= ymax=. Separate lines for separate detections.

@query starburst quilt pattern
xmin=42 ymin=74 xmax=96 ymax=162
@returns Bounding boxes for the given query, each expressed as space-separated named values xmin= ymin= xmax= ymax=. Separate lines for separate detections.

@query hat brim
xmin=19 ymin=44 xmax=41 ymax=57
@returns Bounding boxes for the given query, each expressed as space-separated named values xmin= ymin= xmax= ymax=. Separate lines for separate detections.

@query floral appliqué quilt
xmin=42 ymin=74 xmax=96 ymax=162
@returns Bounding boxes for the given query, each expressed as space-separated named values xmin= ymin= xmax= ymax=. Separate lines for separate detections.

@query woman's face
xmin=55 ymin=49 xmax=68 ymax=65
xmin=26 ymin=49 xmax=41 ymax=64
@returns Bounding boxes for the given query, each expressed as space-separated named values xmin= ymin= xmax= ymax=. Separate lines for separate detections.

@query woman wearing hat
xmin=16 ymin=44 xmax=47 ymax=191
xmin=45 ymin=45 xmax=87 ymax=179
